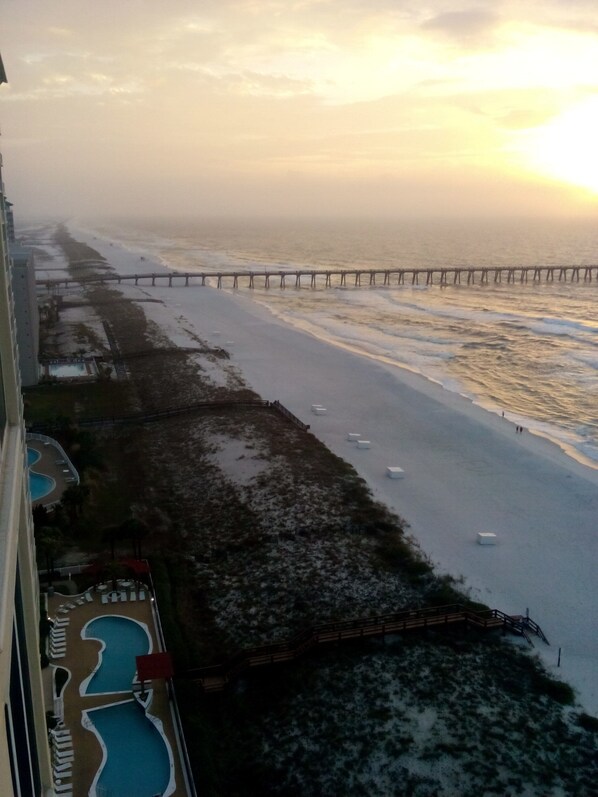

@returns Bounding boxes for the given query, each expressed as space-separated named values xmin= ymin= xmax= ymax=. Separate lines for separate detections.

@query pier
xmin=36 ymin=263 xmax=598 ymax=292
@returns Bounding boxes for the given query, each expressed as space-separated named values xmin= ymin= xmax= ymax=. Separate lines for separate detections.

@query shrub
xmin=578 ymin=712 xmax=598 ymax=732
xmin=530 ymin=671 xmax=575 ymax=705
xmin=55 ymin=667 xmax=69 ymax=697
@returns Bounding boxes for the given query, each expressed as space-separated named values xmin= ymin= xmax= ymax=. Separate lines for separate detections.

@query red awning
xmin=136 ymin=652 xmax=174 ymax=682
xmin=120 ymin=558 xmax=150 ymax=574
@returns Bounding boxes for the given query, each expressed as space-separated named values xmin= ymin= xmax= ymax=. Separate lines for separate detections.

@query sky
xmin=1 ymin=0 xmax=598 ymax=219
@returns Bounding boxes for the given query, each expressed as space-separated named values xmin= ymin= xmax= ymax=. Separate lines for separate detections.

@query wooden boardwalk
xmin=27 ymin=398 xmax=310 ymax=432
xmin=37 ymin=264 xmax=598 ymax=292
xmin=185 ymin=603 xmax=549 ymax=693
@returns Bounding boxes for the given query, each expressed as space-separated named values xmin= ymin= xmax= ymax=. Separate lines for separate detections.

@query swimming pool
xmin=85 ymin=699 xmax=174 ymax=797
xmin=81 ymin=615 xmax=152 ymax=695
xmin=47 ymin=361 xmax=90 ymax=378
xmin=27 ymin=447 xmax=55 ymax=501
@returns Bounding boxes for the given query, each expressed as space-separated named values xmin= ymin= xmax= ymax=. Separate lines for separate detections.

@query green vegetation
xmin=24 ymin=380 xmax=132 ymax=425
xmin=54 ymin=666 xmax=69 ymax=697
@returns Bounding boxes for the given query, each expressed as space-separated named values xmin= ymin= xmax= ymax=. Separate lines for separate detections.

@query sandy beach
xmin=67 ymin=225 xmax=598 ymax=716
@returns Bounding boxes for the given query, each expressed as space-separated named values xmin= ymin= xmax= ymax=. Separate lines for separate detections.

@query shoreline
xmin=67 ymin=219 xmax=598 ymax=474
xmin=65 ymin=223 xmax=598 ymax=715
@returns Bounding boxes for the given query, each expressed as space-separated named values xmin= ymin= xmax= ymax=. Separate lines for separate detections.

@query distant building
xmin=9 ymin=238 xmax=40 ymax=387
xmin=5 ymin=199 xmax=15 ymax=242
xmin=0 ymin=54 xmax=55 ymax=797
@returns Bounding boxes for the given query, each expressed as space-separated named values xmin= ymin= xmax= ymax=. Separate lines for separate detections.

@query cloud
xmin=2 ymin=0 xmax=598 ymax=217
xmin=421 ymin=8 xmax=500 ymax=46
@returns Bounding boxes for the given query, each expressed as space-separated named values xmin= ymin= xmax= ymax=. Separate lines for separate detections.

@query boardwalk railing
xmin=184 ymin=603 xmax=549 ymax=692
xmin=270 ymin=400 xmax=310 ymax=431
xmin=27 ymin=399 xmax=310 ymax=432
xmin=36 ymin=264 xmax=598 ymax=292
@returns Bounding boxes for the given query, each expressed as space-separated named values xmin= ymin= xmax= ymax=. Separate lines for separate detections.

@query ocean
xmin=85 ymin=216 xmax=598 ymax=467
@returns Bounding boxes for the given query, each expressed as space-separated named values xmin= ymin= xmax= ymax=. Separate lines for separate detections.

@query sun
xmin=517 ymin=97 xmax=598 ymax=195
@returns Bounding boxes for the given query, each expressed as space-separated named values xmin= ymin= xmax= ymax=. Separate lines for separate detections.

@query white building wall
xmin=0 ymin=141 xmax=54 ymax=797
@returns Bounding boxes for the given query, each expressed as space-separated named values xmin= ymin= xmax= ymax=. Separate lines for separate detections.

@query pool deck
xmin=47 ymin=587 xmax=190 ymax=797
xmin=27 ymin=439 xmax=74 ymax=506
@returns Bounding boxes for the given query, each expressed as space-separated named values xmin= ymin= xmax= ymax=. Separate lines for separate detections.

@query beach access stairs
xmin=186 ymin=603 xmax=549 ymax=693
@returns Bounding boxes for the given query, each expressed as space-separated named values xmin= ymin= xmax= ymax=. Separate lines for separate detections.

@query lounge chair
xmin=51 ymin=634 xmax=66 ymax=642
xmin=53 ymin=762 xmax=72 ymax=774
xmin=51 ymin=648 xmax=67 ymax=657
xmin=66 ymin=603 xmax=76 ymax=610
xmin=52 ymin=750 xmax=75 ymax=767
xmin=139 ymin=590 xmax=146 ymax=601
xmin=57 ymin=608 xmax=69 ymax=614
xmin=54 ymin=782 xmax=74 ymax=793
xmin=53 ymin=618 xmax=70 ymax=626
xmin=51 ymin=652 xmax=66 ymax=659
xmin=110 ymin=592 xmax=118 ymax=603
xmin=85 ymin=592 xmax=93 ymax=602
xmin=52 ymin=738 xmax=72 ymax=748
xmin=52 ymin=737 xmax=72 ymax=748
xmin=130 ymin=590 xmax=137 ymax=601
xmin=51 ymin=730 xmax=72 ymax=740
xmin=53 ymin=749 xmax=74 ymax=761
xmin=76 ymin=598 xmax=85 ymax=606
xmin=53 ymin=744 xmax=73 ymax=754
xmin=101 ymin=594 xmax=108 ymax=604
xmin=120 ymin=591 xmax=127 ymax=602
xmin=53 ymin=751 xmax=74 ymax=762
xmin=54 ymin=769 xmax=72 ymax=780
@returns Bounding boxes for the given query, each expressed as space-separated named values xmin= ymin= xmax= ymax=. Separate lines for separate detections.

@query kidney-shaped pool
xmin=81 ymin=615 xmax=152 ymax=695
xmin=85 ymin=699 xmax=175 ymax=797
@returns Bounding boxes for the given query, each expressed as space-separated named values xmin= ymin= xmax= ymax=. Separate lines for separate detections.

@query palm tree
xmin=103 ymin=560 xmax=125 ymax=592
xmin=59 ymin=483 xmax=89 ymax=524
xmin=119 ymin=517 xmax=150 ymax=560
xmin=101 ymin=524 xmax=124 ymax=561
xmin=35 ymin=526 xmax=65 ymax=588
xmin=32 ymin=503 xmax=50 ymax=532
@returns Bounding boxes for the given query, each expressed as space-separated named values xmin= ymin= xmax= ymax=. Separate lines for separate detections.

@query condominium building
xmin=0 ymin=54 xmax=55 ymax=796
xmin=10 ymin=240 xmax=40 ymax=387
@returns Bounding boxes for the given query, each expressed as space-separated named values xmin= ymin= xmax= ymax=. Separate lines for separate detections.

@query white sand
xmin=70 ymin=226 xmax=598 ymax=714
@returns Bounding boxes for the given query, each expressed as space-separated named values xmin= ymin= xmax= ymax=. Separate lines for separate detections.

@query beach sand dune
xmin=70 ymin=227 xmax=598 ymax=714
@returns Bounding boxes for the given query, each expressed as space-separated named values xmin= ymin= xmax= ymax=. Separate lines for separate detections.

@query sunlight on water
xmin=88 ymin=217 xmax=598 ymax=464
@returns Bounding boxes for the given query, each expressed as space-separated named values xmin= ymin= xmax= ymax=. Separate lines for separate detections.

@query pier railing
xmin=37 ymin=263 xmax=598 ymax=292
xmin=184 ymin=603 xmax=549 ymax=692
